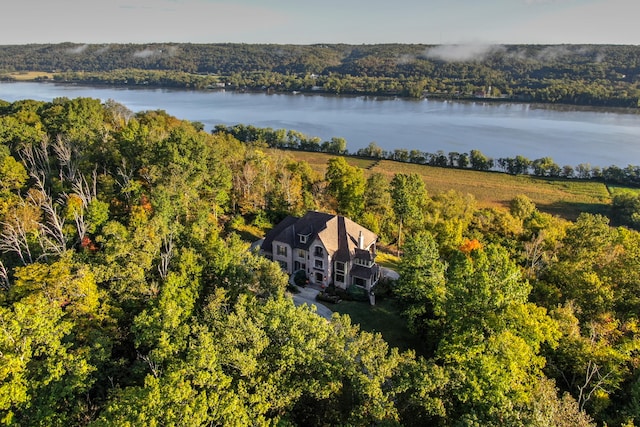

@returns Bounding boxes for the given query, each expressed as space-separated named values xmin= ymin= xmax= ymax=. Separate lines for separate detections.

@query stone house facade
xmin=260 ymin=211 xmax=380 ymax=292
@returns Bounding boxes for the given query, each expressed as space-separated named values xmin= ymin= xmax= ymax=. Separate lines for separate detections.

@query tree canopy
xmin=1 ymin=97 xmax=639 ymax=426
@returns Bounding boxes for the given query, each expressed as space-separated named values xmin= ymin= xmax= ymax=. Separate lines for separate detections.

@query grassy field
xmin=282 ymin=150 xmax=614 ymax=220
xmin=4 ymin=71 xmax=56 ymax=81
xmin=324 ymin=297 xmax=427 ymax=355
xmin=608 ymin=185 xmax=640 ymax=196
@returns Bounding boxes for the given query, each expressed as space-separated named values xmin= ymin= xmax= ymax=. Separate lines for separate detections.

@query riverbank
xmin=2 ymin=81 xmax=639 ymax=170
xmin=5 ymin=73 xmax=639 ymax=116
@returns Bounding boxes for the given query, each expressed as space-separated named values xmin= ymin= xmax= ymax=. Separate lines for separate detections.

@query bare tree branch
xmin=157 ymin=232 xmax=174 ymax=281
xmin=0 ymin=199 xmax=35 ymax=265
xmin=28 ymin=189 xmax=67 ymax=255
xmin=577 ymin=360 xmax=613 ymax=412
xmin=53 ymin=134 xmax=78 ymax=184
xmin=0 ymin=261 xmax=10 ymax=291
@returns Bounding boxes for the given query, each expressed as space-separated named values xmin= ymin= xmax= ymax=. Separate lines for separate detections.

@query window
xmin=299 ymin=234 xmax=307 ymax=243
xmin=314 ymin=246 xmax=323 ymax=256
xmin=277 ymin=245 xmax=287 ymax=256
xmin=298 ymin=249 xmax=305 ymax=258
xmin=336 ymin=274 xmax=345 ymax=283
xmin=314 ymin=259 xmax=323 ymax=269
xmin=278 ymin=260 xmax=288 ymax=270
xmin=354 ymin=258 xmax=372 ymax=267
xmin=335 ymin=261 xmax=345 ymax=273
xmin=315 ymin=272 xmax=324 ymax=282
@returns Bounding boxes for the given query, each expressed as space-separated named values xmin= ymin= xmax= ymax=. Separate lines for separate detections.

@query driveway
xmin=291 ymin=286 xmax=334 ymax=320
xmin=380 ymin=267 xmax=399 ymax=280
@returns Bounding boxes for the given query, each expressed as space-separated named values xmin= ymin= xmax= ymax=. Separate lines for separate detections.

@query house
xmin=260 ymin=211 xmax=380 ymax=293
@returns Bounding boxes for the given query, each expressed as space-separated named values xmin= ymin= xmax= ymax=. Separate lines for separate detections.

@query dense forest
xmin=1 ymin=96 xmax=640 ymax=426
xmin=1 ymin=43 xmax=640 ymax=107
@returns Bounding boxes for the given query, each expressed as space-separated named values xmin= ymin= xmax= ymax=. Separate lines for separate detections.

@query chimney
xmin=358 ymin=231 xmax=364 ymax=249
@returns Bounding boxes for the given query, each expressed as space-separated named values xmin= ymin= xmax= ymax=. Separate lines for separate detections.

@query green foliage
xmin=0 ymin=294 xmax=95 ymax=426
xmin=395 ymin=231 xmax=446 ymax=336
xmin=390 ymin=173 xmax=428 ymax=249
xmin=436 ymin=246 xmax=561 ymax=425
xmin=612 ymin=191 xmax=640 ymax=230
xmin=1 ymin=96 xmax=638 ymax=426
xmin=325 ymin=156 xmax=365 ymax=219
xmin=5 ymin=43 xmax=640 ymax=108
xmin=0 ymin=145 xmax=27 ymax=193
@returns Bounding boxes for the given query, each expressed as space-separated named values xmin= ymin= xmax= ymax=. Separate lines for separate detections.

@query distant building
xmin=260 ymin=211 xmax=380 ymax=292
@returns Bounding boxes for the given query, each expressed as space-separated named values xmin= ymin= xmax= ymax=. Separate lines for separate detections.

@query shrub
xmin=371 ymin=277 xmax=395 ymax=299
xmin=293 ymin=269 xmax=308 ymax=287
xmin=316 ymin=291 xmax=341 ymax=304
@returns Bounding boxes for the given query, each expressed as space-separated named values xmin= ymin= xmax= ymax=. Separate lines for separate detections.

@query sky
xmin=1 ymin=0 xmax=639 ymax=45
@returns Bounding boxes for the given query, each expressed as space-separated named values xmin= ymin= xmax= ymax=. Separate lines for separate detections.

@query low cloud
xmin=96 ymin=45 xmax=111 ymax=55
xmin=66 ymin=44 xmax=88 ymax=54
xmin=533 ymin=45 xmax=599 ymax=62
xmin=133 ymin=46 xmax=177 ymax=59
xmin=133 ymin=48 xmax=159 ymax=59
xmin=534 ymin=45 xmax=571 ymax=61
xmin=424 ymin=44 xmax=504 ymax=62
xmin=396 ymin=54 xmax=416 ymax=65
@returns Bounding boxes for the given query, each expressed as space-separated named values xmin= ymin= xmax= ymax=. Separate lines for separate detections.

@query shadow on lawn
xmin=537 ymin=200 xmax=611 ymax=221
xmin=329 ymin=297 xmax=431 ymax=357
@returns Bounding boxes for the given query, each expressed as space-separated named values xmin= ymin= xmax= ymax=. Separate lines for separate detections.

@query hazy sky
xmin=2 ymin=0 xmax=639 ymax=45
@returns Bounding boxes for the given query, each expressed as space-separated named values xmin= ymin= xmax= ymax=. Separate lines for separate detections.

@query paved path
xmin=288 ymin=267 xmax=399 ymax=320
xmin=380 ymin=267 xmax=399 ymax=280
xmin=290 ymin=285 xmax=334 ymax=320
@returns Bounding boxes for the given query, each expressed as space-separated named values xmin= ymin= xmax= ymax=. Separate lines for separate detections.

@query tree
xmin=389 ymin=173 xmax=427 ymax=254
xmin=469 ymin=149 xmax=493 ymax=171
xmin=357 ymin=141 xmax=383 ymax=158
xmin=361 ymin=172 xmax=392 ymax=236
xmin=321 ymin=137 xmax=347 ymax=154
xmin=324 ymin=157 xmax=365 ymax=219
xmin=612 ymin=191 xmax=640 ymax=230
xmin=10 ymin=252 xmax=100 ymax=319
xmin=532 ymin=157 xmax=561 ymax=177
xmin=395 ymin=231 xmax=446 ymax=340
xmin=0 ymin=294 xmax=95 ymax=425
xmin=436 ymin=245 xmax=561 ymax=425
xmin=425 ymin=190 xmax=477 ymax=251
xmin=510 ymin=194 xmax=537 ymax=221
xmin=0 ymin=145 xmax=27 ymax=193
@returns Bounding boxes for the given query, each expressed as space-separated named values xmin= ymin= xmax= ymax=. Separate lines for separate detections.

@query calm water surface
xmin=1 ymin=81 xmax=639 ymax=168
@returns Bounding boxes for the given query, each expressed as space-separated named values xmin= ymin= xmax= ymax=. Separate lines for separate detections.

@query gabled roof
xmin=261 ymin=211 xmax=377 ymax=259
xmin=260 ymin=215 xmax=298 ymax=252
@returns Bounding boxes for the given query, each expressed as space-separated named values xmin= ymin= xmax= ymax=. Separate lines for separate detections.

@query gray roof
xmin=260 ymin=211 xmax=377 ymax=259
xmin=350 ymin=264 xmax=380 ymax=280
xmin=260 ymin=215 xmax=298 ymax=253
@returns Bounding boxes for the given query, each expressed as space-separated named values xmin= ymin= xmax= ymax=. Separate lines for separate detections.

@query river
xmin=1 ymin=81 xmax=639 ymax=168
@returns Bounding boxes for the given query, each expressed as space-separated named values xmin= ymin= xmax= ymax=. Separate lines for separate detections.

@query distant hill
xmin=1 ymin=43 xmax=639 ymax=107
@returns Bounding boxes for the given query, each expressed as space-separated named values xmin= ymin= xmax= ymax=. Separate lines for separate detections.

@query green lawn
xmin=325 ymin=297 xmax=428 ymax=356
xmin=375 ymin=251 xmax=400 ymax=270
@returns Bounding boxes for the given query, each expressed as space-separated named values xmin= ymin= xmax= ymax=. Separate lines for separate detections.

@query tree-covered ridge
xmin=1 ymin=43 xmax=640 ymax=107
xmin=0 ymin=97 xmax=639 ymax=425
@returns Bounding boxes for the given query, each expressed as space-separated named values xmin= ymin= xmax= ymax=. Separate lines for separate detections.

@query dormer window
xmin=299 ymin=234 xmax=307 ymax=244
xmin=354 ymin=258 xmax=373 ymax=267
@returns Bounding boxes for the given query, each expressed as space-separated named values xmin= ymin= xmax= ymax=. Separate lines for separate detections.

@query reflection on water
xmin=1 ymin=81 xmax=639 ymax=168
